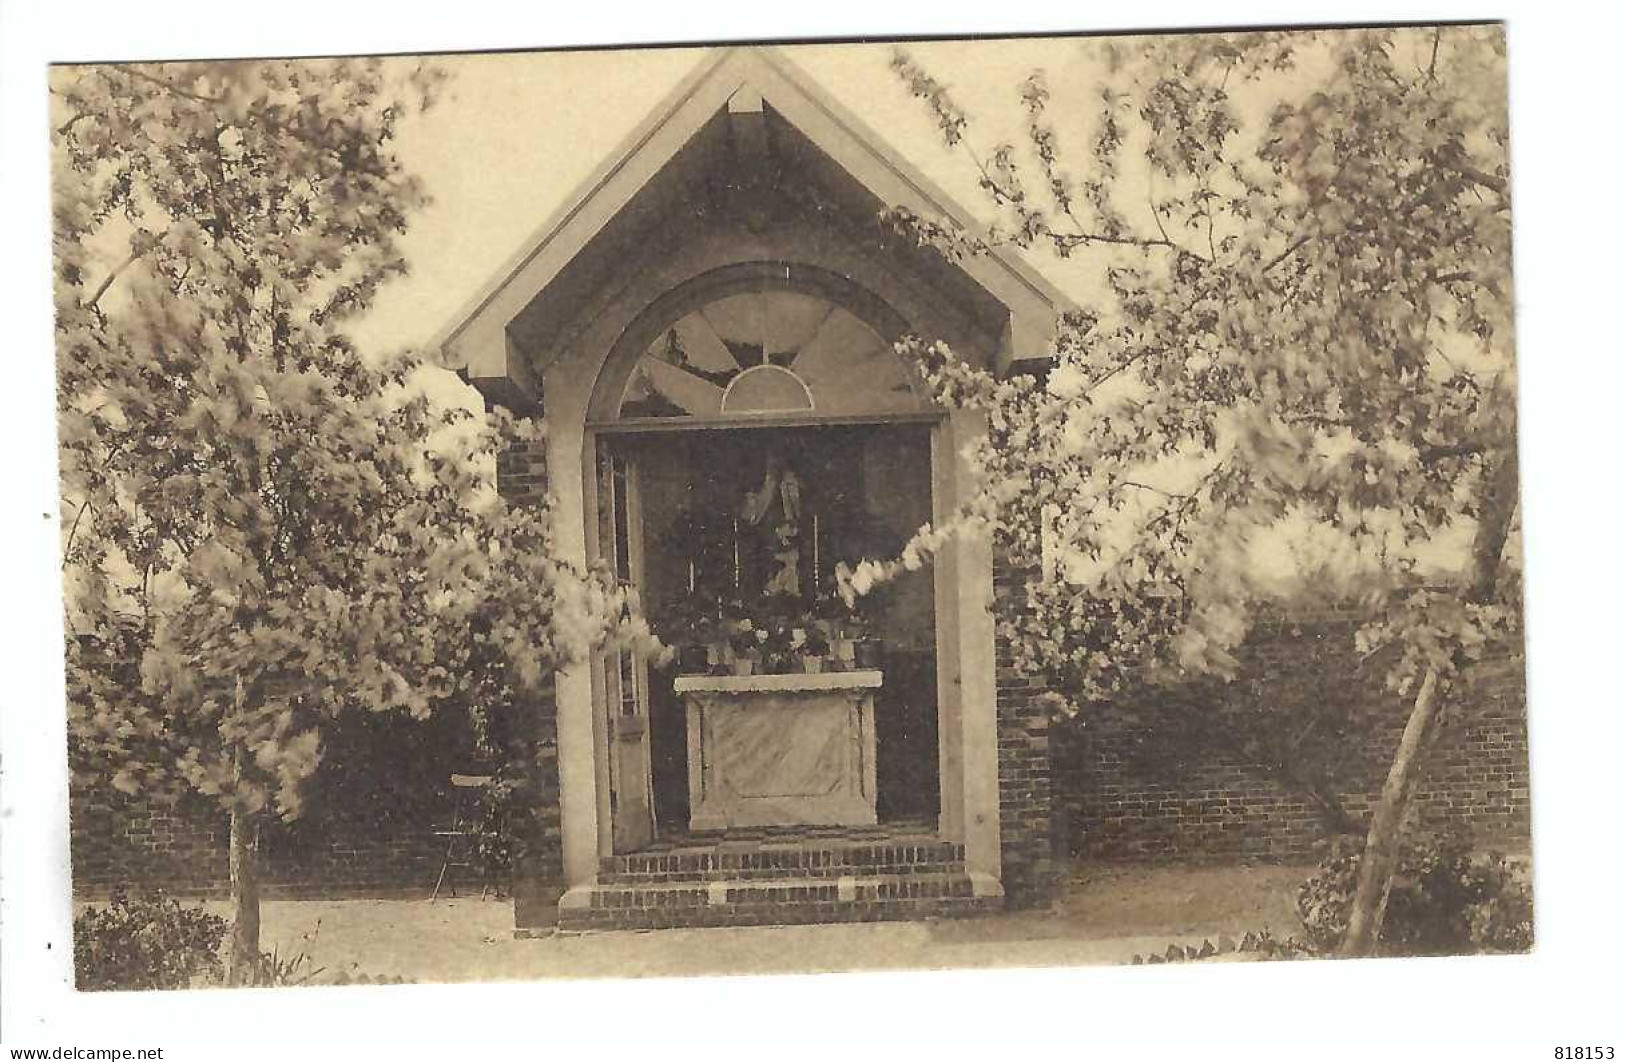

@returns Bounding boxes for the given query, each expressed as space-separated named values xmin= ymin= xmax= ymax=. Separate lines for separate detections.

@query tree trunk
xmin=1337 ymin=668 xmax=1447 ymax=956
xmin=1338 ymin=443 xmax=1520 ymax=957
xmin=226 ymin=801 xmax=261 ymax=985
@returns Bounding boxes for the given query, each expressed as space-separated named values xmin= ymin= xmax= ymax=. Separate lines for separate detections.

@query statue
xmin=741 ymin=452 xmax=804 ymax=599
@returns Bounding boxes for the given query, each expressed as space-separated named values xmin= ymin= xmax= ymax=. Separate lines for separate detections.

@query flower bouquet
xmin=761 ymin=623 xmax=797 ymax=674
xmin=799 ymin=625 xmax=831 ymax=673
xmin=726 ymin=619 xmax=763 ymax=676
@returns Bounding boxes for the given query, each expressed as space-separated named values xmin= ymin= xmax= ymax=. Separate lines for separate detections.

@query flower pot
xmin=679 ymin=644 xmax=710 ymax=673
xmin=731 ymin=658 xmax=756 ymax=677
xmin=852 ymin=639 xmax=883 ymax=670
xmin=800 ymin=655 xmax=826 ymax=674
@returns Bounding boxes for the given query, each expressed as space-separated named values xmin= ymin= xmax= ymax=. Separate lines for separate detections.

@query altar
xmin=676 ymin=670 xmax=881 ymax=830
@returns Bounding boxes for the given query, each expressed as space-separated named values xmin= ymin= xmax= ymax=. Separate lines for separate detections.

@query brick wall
xmin=992 ymin=555 xmax=1064 ymax=910
xmin=493 ymin=429 xmax=567 ymax=927
xmin=1054 ymin=607 xmax=1531 ymax=864
xmin=508 ymin=674 xmax=563 ymax=928
xmin=69 ymin=787 xmax=458 ymax=899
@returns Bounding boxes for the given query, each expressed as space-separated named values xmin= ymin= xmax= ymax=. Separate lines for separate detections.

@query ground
xmin=208 ymin=862 xmax=1313 ymax=984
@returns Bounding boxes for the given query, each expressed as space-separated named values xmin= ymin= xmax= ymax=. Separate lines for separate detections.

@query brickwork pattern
xmin=490 ymin=431 xmax=567 ymax=926
xmin=1055 ymin=606 xmax=1531 ymax=863
xmin=991 ymin=555 xmax=1064 ymax=910
xmin=557 ymin=893 xmax=1001 ymax=933
xmin=69 ymin=787 xmax=453 ymax=899
xmin=558 ymin=830 xmax=992 ymax=932
xmin=602 ymin=828 xmax=960 ymax=883
xmin=508 ymin=675 xmax=564 ymax=926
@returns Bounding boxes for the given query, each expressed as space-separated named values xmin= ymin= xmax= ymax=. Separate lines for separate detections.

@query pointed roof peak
xmin=439 ymin=45 xmax=1073 ymax=403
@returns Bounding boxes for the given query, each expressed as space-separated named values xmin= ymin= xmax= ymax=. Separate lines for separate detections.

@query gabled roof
xmin=437 ymin=45 xmax=1075 ymax=408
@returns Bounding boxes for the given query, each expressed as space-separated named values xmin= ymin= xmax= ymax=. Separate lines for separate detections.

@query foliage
xmin=881 ymin=30 xmax=1524 ymax=957
xmin=801 ymin=624 xmax=831 ymax=657
xmin=244 ymin=934 xmax=326 ymax=987
xmin=52 ymin=58 xmax=660 ymax=831
xmin=73 ymin=891 xmax=228 ymax=991
xmin=868 ymin=27 xmax=1520 ymax=713
xmin=1296 ymin=830 xmax=1533 ymax=956
xmin=462 ymin=770 xmax=521 ymax=885
xmin=1131 ymin=928 xmax=1314 ymax=965
xmin=1129 ymin=832 xmax=1530 ymax=965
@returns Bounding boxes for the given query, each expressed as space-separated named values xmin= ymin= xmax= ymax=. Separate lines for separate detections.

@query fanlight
xmin=618 ymin=290 xmax=924 ymax=421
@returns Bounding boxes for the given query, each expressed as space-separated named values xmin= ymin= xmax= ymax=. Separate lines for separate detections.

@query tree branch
xmin=1417 ymin=441 xmax=1486 ymax=464
xmin=111 ymin=64 xmax=224 ymax=106
xmin=63 ymin=499 xmax=91 ymax=560
xmin=1084 ymin=346 xmax=1154 ymax=397
xmin=1457 ymin=164 xmax=1507 ymax=197
xmin=86 ymin=249 xmax=143 ymax=313
xmin=55 ymin=110 xmax=95 ymax=138
xmin=1263 ymin=234 xmax=1313 ymax=273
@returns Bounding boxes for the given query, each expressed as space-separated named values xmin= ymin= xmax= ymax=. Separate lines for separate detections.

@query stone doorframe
xmin=540 ymin=263 xmax=1007 ymax=906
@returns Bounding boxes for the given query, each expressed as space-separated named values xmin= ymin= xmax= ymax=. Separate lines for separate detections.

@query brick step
xmin=601 ymin=838 xmax=965 ymax=883
xmin=557 ymin=870 xmax=997 ymax=932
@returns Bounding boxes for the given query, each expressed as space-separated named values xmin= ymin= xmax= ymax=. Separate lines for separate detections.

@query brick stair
xmin=555 ymin=829 xmax=1000 ymax=931
xmin=601 ymin=836 xmax=966 ymax=883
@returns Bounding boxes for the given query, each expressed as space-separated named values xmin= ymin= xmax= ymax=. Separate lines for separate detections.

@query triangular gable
xmin=437 ymin=46 xmax=1076 ymax=410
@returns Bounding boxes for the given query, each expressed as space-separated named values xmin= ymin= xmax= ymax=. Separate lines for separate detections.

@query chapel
xmin=438 ymin=45 xmax=1073 ymax=931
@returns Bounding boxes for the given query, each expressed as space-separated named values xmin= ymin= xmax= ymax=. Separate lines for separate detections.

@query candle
xmin=812 ymin=514 xmax=820 ymax=593
xmin=688 ymin=559 xmax=696 ymax=594
xmin=732 ymin=518 xmax=740 ymax=590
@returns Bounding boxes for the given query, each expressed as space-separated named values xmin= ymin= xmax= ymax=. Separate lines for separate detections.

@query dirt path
xmin=215 ymin=861 xmax=1313 ymax=985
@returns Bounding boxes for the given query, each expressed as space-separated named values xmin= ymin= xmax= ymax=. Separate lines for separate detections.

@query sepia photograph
xmin=7 ymin=2 xmax=1621 ymax=1052
xmin=42 ymin=24 xmax=1534 ymax=988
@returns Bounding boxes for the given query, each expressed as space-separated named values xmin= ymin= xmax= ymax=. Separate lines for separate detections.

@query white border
xmin=4 ymin=0 xmax=1624 ymax=1053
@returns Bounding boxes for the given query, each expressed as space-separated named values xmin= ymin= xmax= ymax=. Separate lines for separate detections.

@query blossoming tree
xmin=52 ymin=60 xmax=654 ymax=982
xmin=873 ymin=27 xmax=1520 ymax=955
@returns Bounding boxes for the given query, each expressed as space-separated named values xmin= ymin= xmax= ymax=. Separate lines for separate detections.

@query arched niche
xmin=587 ymin=262 xmax=935 ymax=426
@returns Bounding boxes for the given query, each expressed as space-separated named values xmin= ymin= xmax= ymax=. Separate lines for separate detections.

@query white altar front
xmin=675 ymin=670 xmax=881 ymax=831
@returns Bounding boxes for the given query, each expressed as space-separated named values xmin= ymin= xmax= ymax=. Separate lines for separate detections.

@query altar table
xmin=674 ymin=670 xmax=881 ymax=831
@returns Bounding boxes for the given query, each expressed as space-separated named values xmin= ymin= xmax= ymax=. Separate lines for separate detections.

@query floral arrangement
xmin=661 ymin=586 xmax=871 ymax=676
xmin=654 ymin=485 xmax=898 ymax=675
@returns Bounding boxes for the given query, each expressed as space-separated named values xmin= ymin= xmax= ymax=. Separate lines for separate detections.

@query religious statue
xmin=741 ymin=452 xmax=805 ymax=599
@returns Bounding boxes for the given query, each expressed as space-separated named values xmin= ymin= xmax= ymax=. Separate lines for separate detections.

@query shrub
xmin=469 ymin=773 xmax=519 ymax=888
xmin=1297 ymin=831 xmax=1533 ymax=957
xmin=74 ymin=891 xmax=228 ymax=990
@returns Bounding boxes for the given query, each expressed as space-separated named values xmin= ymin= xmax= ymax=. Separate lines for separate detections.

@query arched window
xmin=616 ymin=290 xmax=927 ymax=421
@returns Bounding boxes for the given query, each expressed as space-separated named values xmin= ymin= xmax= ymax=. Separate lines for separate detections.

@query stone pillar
xmin=955 ymin=527 xmax=1005 ymax=898
xmin=539 ymin=407 xmax=605 ymax=906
